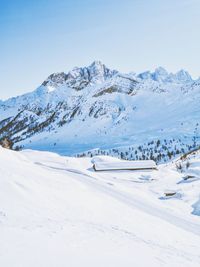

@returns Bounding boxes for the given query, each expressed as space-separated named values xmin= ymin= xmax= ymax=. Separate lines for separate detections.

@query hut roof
xmin=93 ymin=160 xmax=157 ymax=171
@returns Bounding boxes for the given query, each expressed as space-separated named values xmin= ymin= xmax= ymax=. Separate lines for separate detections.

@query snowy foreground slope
xmin=1 ymin=61 xmax=200 ymax=162
xmin=1 ymin=147 xmax=200 ymax=267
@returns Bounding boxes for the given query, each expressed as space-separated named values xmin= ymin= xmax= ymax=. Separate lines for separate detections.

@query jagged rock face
xmin=138 ymin=67 xmax=193 ymax=84
xmin=42 ymin=72 xmax=68 ymax=88
xmin=0 ymin=60 xmax=200 ymax=159
xmin=42 ymin=61 xmax=118 ymax=91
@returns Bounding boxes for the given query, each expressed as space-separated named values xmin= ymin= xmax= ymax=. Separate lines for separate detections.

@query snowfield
xmin=0 ymin=147 xmax=200 ymax=267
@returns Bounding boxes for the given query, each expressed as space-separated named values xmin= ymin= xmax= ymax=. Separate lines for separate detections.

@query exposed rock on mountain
xmin=0 ymin=61 xmax=200 ymax=162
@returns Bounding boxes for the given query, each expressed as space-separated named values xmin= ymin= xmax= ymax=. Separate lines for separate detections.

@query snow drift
xmin=0 ymin=147 xmax=200 ymax=267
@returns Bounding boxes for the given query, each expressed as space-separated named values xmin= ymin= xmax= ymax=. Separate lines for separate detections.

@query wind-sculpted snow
xmin=0 ymin=147 xmax=200 ymax=266
xmin=0 ymin=61 xmax=200 ymax=161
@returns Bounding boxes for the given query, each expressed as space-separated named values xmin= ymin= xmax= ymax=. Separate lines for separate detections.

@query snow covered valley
xmin=1 ymin=146 xmax=200 ymax=267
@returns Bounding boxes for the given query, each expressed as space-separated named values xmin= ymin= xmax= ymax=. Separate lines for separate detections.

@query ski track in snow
xmin=36 ymin=159 xmax=200 ymax=236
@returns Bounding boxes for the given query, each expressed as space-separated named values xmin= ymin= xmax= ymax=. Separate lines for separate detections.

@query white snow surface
xmin=0 ymin=147 xmax=200 ymax=267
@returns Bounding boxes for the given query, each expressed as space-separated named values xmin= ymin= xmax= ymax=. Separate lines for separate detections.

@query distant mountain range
xmin=1 ymin=61 xmax=200 ymax=162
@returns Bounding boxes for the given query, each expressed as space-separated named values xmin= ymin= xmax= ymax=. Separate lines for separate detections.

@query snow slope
xmin=0 ymin=147 xmax=200 ymax=267
xmin=1 ymin=61 xmax=200 ymax=162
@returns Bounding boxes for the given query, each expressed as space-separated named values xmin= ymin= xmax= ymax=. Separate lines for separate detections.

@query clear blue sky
xmin=0 ymin=0 xmax=200 ymax=99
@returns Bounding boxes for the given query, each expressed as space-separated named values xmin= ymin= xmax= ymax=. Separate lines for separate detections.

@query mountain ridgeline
xmin=1 ymin=61 xmax=200 ymax=162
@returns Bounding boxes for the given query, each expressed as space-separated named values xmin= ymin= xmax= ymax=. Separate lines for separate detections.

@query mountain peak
xmin=175 ymin=69 xmax=192 ymax=83
xmin=88 ymin=60 xmax=105 ymax=75
xmin=90 ymin=60 xmax=104 ymax=67
xmin=155 ymin=66 xmax=168 ymax=74
xmin=152 ymin=67 xmax=168 ymax=81
xmin=42 ymin=72 xmax=68 ymax=88
xmin=86 ymin=61 xmax=117 ymax=84
xmin=138 ymin=67 xmax=193 ymax=84
xmin=41 ymin=61 xmax=117 ymax=90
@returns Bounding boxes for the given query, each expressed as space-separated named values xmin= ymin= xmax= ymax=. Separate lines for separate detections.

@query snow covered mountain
xmin=0 ymin=61 xmax=200 ymax=162
xmin=1 ymin=147 xmax=200 ymax=266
